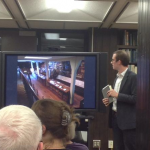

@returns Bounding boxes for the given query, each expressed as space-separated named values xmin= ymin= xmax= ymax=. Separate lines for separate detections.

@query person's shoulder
xmin=127 ymin=69 xmax=137 ymax=77
xmin=126 ymin=70 xmax=137 ymax=82
xmin=67 ymin=142 xmax=89 ymax=150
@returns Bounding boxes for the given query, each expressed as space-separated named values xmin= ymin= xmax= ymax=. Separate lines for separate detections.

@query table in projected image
xmin=48 ymin=79 xmax=70 ymax=102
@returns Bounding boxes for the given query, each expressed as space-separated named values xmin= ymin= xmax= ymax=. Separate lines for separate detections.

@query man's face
xmin=111 ymin=54 xmax=119 ymax=70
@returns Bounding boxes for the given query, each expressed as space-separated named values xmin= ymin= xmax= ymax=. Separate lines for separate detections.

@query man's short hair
xmin=0 ymin=105 xmax=42 ymax=150
xmin=113 ymin=50 xmax=130 ymax=66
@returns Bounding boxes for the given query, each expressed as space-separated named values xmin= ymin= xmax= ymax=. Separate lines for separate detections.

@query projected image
xmin=17 ymin=56 xmax=86 ymax=108
xmin=5 ymin=55 xmax=96 ymax=109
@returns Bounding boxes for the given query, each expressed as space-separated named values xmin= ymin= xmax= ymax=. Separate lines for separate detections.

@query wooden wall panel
xmin=87 ymin=28 xmax=92 ymax=52
xmin=137 ymin=0 xmax=150 ymax=149
xmin=93 ymin=28 xmax=118 ymax=87
xmin=87 ymin=28 xmax=118 ymax=150
xmin=0 ymin=31 xmax=37 ymax=51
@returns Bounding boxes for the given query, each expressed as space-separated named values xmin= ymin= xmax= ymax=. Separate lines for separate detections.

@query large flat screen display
xmin=2 ymin=52 xmax=103 ymax=111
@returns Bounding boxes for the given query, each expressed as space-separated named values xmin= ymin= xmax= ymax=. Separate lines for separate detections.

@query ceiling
xmin=0 ymin=0 xmax=138 ymax=30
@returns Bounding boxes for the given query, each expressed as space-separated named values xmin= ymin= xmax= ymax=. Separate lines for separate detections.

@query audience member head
xmin=0 ymin=105 xmax=43 ymax=150
xmin=32 ymin=99 xmax=78 ymax=149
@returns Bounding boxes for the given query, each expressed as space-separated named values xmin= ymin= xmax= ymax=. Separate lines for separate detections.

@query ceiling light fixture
xmin=46 ymin=0 xmax=85 ymax=13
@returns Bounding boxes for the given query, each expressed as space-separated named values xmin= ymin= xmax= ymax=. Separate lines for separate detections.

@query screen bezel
xmin=0 ymin=51 xmax=2 ymax=108
xmin=2 ymin=51 xmax=100 ymax=112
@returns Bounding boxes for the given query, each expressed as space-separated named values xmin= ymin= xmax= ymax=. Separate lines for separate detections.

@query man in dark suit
xmin=102 ymin=50 xmax=137 ymax=150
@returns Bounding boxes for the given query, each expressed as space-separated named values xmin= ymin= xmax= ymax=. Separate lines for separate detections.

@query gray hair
xmin=0 ymin=105 xmax=42 ymax=150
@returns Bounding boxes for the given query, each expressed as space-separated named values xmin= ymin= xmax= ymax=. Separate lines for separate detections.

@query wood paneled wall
xmin=0 ymin=31 xmax=37 ymax=51
xmin=87 ymin=28 xmax=118 ymax=150
xmin=93 ymin=28 xmax=118 ymax=84
xmin=137 ymin=0 xmax=150 ymax=149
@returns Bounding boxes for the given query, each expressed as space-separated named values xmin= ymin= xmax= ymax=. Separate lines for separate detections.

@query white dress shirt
xmin=112 ymin=68 xmax=128 ymax=112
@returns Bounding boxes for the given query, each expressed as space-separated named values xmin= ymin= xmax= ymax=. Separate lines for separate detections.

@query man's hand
xmin=102 ymin=98 xmax=109 ymax=107
xmin=107 ymin=89 xmax=118 ymax=98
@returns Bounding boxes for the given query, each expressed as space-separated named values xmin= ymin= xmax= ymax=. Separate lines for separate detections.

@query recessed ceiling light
xmin=46 ymin=0 xmax=85 ymax=13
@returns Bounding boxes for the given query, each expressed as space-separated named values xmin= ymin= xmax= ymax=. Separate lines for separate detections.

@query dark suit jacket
xmin=109 ymin=69 xmax=137 ymax=130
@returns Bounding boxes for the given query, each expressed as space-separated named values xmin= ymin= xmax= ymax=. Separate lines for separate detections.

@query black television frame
xmin=0 ymin=51 xmax=2 ymax=108
xmin=1 ymin=51 xmax=107 ymax=112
